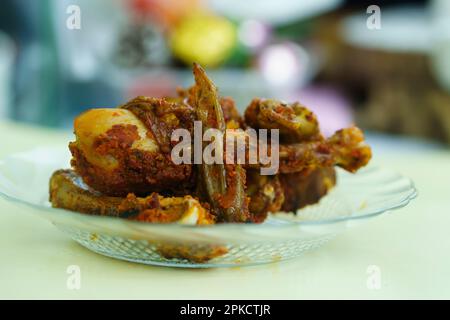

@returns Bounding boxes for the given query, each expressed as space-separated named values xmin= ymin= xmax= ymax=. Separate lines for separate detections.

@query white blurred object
xmin=52 ymin=0 xmax=125 ymax=81
xmin=342 ymin=5 xmax=432 ymax=53
xmin=431 ymin=0 xmax=450 ymax=92
xmin=0 ymin=32 xmax=14 ymax=119
xmin=342 ymin=3 xmax=450 ymax=94
xmin=258 ymin=42 xmax=311 ymax=92
xmin=210 ymin=0 xmax=342 ymax=25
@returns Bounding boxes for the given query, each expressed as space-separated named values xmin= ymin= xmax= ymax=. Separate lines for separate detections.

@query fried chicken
xmin=279 ymin=167 xmax=336 ymax=213
xmin=49 ymin=169 xmax=215 ymax=224
xmin=69 ymin=103 xmax=195 ymax=197
xmin=52 ymin=64 xmax=372 ymax=226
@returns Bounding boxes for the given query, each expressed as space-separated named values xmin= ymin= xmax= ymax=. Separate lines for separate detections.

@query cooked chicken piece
xmin=246 ymin=167 xmax=337 ymax=217
xmin=244 ymin=98 xmax=321 ymax=143
xmin=243 ymin=126 xmax=370 ymax=175
xmin=219 ymin=96 xmax=245 ymax=129
xmin=261 ymin=126 xmax=371 ymax=174
xmin=119 ymin=96 xmax=196 ymax=153
xmin=70 ymin=90 xmax=246 ymax=199
xmin=326 ymin=127 xmax=372 ymax=173
xmin=54 ymin=64 xmax=372 ymax=227
xmin=243 ymin=98 xmax=368 ymax=215
xmin=70 ymin=99 xmax=195 ymax=197
xmin=246 ymin=170 xmax=284 ymax=223
xmin=279 ymin=167 xmax=336 ymax=213
xmin=157 ymin=243 xmax=228 ymax=263
xmin=243 ymin=98 xmax=371 ymax=174
xmin=49 ymin=169 xmax=215 ymax=225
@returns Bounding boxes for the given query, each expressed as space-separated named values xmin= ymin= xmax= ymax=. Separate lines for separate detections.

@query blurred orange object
xmin=129 ymin=0 xmax=203 ymax=29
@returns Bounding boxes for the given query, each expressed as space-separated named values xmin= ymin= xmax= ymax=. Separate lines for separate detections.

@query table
xmin=0 ymin=120 xmax=449 ymax=299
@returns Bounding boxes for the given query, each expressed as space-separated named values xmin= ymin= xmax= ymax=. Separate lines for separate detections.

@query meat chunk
xmin=70 ymin=104 xmax=194 ymax=197
xmin=279 ymin=167 xmax=336 ymax=213
xmin=49 ymin=169 xmax=215 ymax=224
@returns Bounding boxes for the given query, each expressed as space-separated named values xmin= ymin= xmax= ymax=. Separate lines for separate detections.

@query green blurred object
xmin=274 ymin=19 xmax=315 ymax=41
xmin=223 ymin=42 xmax=253 ymax=68
xmin=38 ymin=0 xmax=60 ymax=127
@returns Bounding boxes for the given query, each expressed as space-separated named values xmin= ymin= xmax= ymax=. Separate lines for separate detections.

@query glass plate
xmin=0 ymin=147 xmax=417 ymax=268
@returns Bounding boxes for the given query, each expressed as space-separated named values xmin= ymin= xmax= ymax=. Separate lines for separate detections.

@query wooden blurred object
xmin=316 ymin=13 xmax=450 ymax=144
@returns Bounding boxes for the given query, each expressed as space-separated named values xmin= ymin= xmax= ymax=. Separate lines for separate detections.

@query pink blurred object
xmin=289 ymin=86 xmax=354 ymax=137
xmin=238 ymin=20 xmax=271 ymax=51
xmin=126 ymin=74 xmax=177 ymax=99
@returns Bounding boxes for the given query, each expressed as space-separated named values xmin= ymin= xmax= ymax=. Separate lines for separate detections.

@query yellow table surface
xmin=0 ymin=120 xmax=449 ymax=299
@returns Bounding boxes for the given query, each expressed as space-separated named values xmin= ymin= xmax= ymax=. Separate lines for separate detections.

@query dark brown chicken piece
xmin=246 ymin=170 xmax=284 ymax=222
xmin=279 ymin=167 xmax=336 ymax=213
xmin=246 ymin=167 xmax=336 ymax=217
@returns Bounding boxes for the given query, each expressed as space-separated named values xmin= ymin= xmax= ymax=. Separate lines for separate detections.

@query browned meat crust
xmin=246 ymin=170 xmax=285 ymax=223
xmin=57 ymin=65 xmax=372 ymax=225
xmin=69 ymin=102 xmax=195 ymax=197
xmin=220 ymin=97 xmax=245 ymax=129
xmin=49 ymin=169 xmax=215 ymax=224
xmin=70 ymin=140 xmax=194 ymax=197
xmin=279 ymin=167 xmax=336 ymax=213
xmin=244 ymin=98 xmax=321 ymax=143
xmin=157 ymin=244 xmax=228 ymax=263
xmin=50 ymin=169 xmax=127 ymax=217
xmin=120 ymin=96 xmax=196 ymax=153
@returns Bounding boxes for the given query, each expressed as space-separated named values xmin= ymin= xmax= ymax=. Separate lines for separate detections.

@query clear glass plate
xmin=0 ymin=147 xmax=417 ymax=268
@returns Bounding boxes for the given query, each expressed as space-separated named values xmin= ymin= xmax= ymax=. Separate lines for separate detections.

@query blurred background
xmin=1 ymin=0 xmax=450 ymax=142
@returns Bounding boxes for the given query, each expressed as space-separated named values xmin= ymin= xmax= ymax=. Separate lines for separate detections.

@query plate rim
xmin=0 ymin=149 xmax=417 ymax=230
